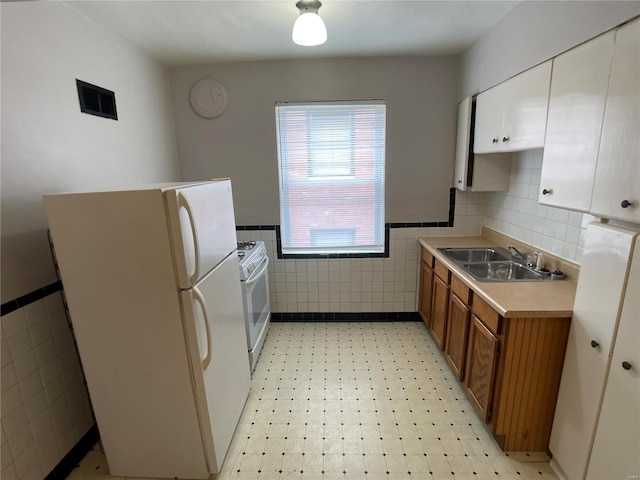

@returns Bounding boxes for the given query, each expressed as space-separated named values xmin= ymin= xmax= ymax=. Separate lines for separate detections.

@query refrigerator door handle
xmin=193 ymin=287 xmax=212 ymax=369
xmin=178 ymin=191 xmax=200 ymax=285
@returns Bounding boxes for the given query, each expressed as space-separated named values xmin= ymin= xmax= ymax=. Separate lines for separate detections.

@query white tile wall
xmin=1 ymin=293 xmax=94 ymax=480
xmin=240 ymin=162 xmax=596 ymax=315
xmin=237 ymin=192 xmax=487 ymax=314
xmin=482 ymin=149 xmax=594 ymax=263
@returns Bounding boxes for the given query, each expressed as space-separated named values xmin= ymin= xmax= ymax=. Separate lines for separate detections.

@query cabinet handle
xmin=621 ymin=199 xmax=633 ymax=208
xmin=622 ymin=361 xmax=632 ymax=370
xmin=542 ymin=188 xmax=553 ymax=196
xmin=492 ymin=138 xmax=499 ymax=144
xmin=502 ymin=136 xmax=510 ymax=142
xmin=590 ymin=340 xmax=599 ymax=348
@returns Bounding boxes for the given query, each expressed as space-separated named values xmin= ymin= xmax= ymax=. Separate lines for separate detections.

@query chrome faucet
xmin=507 ymin=244 xmax=526 ymax=262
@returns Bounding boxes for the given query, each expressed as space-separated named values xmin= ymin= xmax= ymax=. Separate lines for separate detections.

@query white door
xmin=591 ymin=18 xmax=640 ymax=223
xmin=539 ymin=30 xmax=615 ymax=211
xmin=180 ymin=254 xmax=251 ymax=474
xmin=166 ymin=180 xmax=238 ymax=288
xmin=453 ymin=96 xmax=472 ymax=190
xmin=549 ymin=223 xmax=638 ymax=480
xmin=587 ymin=236 xmax=640 ymax=480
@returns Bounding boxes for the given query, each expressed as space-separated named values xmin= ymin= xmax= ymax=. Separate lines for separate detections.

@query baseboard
xmin=44 ymin=424 xmax=99 ymax=480
xmin=271 ymin=312 xmax=421 ymax=322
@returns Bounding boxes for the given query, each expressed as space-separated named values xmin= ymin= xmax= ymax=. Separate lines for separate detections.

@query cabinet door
xmin=549 ymin=224 xmax=637 ymax=480
xmin=454 ymin=96 xmax=472 ymax=190
xmin=540 ymin=31 xmax=615 ymax=211
xmin=586 ymin=237 xmax=640 ymax=480
xmin=591 ymin=18 xmax=640 ymax=223
xmin=430 ymin=275 xmax=449 ymax=350
xmin=465 ymin=315 xmax=499 ymax=423
xmin=419 ymin=261 xmax=434 ymax=328
xmin=502 ymin=61 xmax=551 ymax=151
xmin=445 ymin=293 xmax=470 ymax=381
xmin=474 ymin=85 xmax=504 ymax=154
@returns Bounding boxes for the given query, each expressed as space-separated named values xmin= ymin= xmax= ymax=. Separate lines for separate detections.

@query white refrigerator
xmin=549 ymin=222 xmax=639 ymax=480
xmin=44 ymin=179 xmax=251 ymax=479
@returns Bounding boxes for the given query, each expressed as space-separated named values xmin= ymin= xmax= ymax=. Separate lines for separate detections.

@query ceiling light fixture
xmin=292 ymin=0 xmax=327 ymax=47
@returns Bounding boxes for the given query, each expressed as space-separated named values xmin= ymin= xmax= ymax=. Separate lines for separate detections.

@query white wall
xmin=169 ymin=56 xmax=459 ymax=225
xmin=1 ymin=2 xmax=180 ymax=303
xmin=459 ymin=1 xmax=640 ymax=98
xmin=1 ymin=3 xmax=180 ymax=480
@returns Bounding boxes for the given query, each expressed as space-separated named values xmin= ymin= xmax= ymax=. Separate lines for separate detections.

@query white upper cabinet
xmin=453 ymin=97 xmax=472 ymax=190
xmin=453 ymin=97 xmax=511 ymax=192
xmin=539 ymin=30 xmax=615 ymax=211
xmin=591 ymin=18 xmax=640 ymax=223
xmin=474 ymin=61 xmax=552 ymax=154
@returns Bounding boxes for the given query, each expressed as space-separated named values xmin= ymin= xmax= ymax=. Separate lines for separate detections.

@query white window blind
xmin=275 ymin=101 xmax=386 ymax=255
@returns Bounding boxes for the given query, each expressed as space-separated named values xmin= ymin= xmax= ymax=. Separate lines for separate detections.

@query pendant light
xmin=292 ymin=0 xmax=327 ymax=47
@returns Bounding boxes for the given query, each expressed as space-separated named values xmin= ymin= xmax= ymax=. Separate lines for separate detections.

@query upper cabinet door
xmin=539 ymin=30 xmax=615 ymax=211
xmin=453 ymin=97 xmax=472 ymax=190
xmin=474 ymin=86 xmax=505 ymax=154
xmin=502 ymin=60 xmax=552 ymax=152
xmin=473 ymin=61 xmax=551 ymax=154
xmin=591 ymin=18 xmax=640 ymax=223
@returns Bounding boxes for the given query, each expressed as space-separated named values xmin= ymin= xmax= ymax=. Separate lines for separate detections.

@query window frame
xmin=275 ymin=100 xmax=387 ymax=258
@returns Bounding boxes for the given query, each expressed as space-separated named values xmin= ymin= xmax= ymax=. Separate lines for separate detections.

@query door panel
xmin=587 ymin=237 xmax=640 ymax=480
xmin=550 ymin=224 xmax=637 ymax=480
xmin=445 ymin=293 xmax=470 ymax=380
xmin=431 ymin=275 xmax=449 ymax=350
xmin=166 ymin=180 xmax=238 ymax=288
xmin=465 ymin=315 xmax=499 ymax=423
xmin=181 ymin=255 xmax=251 ymax=473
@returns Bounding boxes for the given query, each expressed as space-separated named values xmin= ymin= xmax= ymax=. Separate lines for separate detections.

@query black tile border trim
xmin=44 ymin=424 xmax=99 ymax=480
xmin=272 ymin=312 xmax=421 ymax=322
xmin=4 ymin=189 xmax=457 ymax=315
xmin=238 ymin=187 xmax=457 ymax=260
xmin=1 ymin=280 xmax=63 ymax=317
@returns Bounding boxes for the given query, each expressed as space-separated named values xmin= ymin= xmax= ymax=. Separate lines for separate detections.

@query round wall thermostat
xmin=189 ymin=78 xmax=227 ymax=118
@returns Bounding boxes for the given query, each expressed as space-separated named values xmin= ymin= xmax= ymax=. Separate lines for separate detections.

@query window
xmin=275 ymin=101 xmax=386 ymax=256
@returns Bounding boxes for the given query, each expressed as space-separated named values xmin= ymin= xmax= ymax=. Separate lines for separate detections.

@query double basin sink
xmin=438 ymin=247 xmax=550 ymax=282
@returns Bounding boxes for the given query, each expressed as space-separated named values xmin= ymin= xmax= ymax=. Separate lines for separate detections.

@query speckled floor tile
xmin=69 ymin=322 xmax=558 ymax=480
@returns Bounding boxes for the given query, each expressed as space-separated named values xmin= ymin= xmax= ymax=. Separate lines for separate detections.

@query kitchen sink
xmin=463 ymin=261 xmax=546 ymax=282
xmin=439 ymin=247 xmax=510 ymax=263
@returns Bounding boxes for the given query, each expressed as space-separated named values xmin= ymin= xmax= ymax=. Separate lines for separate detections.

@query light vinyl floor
xmin=69 ymin=322 xmax=558 ymax=480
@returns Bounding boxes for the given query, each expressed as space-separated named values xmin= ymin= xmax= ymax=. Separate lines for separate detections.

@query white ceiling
xmin=64 ymin=0 xmax=520 ymax=66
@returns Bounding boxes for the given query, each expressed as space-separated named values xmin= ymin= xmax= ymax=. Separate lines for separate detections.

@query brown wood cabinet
xmin=418 ymin=245 xmax=572 ymax=452
xmin=444 ymin=293 xmax=470 ymax=380
xmin=430 ymin=274 xmax=449 ymax=350
xmin=465 ymin=314 xmax=499 ymax=422
xmin=418 ymin=249 xmax=434 ymax=328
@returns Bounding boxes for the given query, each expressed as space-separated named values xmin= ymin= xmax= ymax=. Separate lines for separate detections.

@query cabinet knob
xmin=622 ymin=361 xmax=632 ymax=370
xmin=542 ymin=188 xmax=553 ymax=196
xmin=590 ymin=340 xmax=599 ymax=348
xmin=492 ymin=138 xmax=499 ymax=144
xmin=458 ymin=179 xmax=462 ymax=184
xmin=502 ymin=136 xmax=510 ymax=142
xmin=621 ymin=199 xmax=633 ymax=208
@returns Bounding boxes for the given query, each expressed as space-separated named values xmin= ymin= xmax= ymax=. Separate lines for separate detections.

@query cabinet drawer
xmin=434 ymin=259 xmax=450 ymax=283
xmin=421 ymin=248 xmax=434 ymax=267
xmin=472 ymin=295 xmax=501 ymax=335
xmin=451 ymin=274 xmax=471 ymax=305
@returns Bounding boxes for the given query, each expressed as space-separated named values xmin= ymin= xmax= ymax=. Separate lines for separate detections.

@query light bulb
xmin=292 ymin=12 xmax=327 ymax=46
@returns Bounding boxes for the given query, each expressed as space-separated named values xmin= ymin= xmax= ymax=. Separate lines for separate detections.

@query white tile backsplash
xmin=0 ymin=293 xmax=94 ymax=480
xmin=482 ymin=149 xmax=593 ymax=263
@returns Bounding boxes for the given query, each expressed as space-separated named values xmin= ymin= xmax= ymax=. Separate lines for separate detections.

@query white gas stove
xmin=237 ymin=240 xmax=268 ymax=281
xmin=236 ymin=240 xmax=271 ymax=372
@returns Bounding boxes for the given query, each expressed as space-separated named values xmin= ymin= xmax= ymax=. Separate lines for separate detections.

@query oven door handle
xmin=245 ymin=257 xmax=269 ymax=287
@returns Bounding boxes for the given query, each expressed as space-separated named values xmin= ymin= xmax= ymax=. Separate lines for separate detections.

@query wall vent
xmin=76 ymin=79 xmax=118 ymax=120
